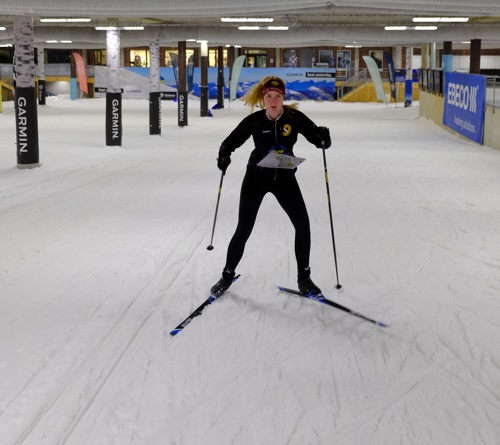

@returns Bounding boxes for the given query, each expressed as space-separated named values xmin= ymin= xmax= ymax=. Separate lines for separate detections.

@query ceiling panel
xmin=1 ymin=1 xmax=500 ymax=48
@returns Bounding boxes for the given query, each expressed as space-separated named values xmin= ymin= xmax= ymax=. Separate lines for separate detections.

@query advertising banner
xmin=96 ymin=67 xmax=335 ymax=101
xmin=72 ymin=52 xmax=88 ymax=94
xmin=15 ymin=87 xmax=39 ymax=167
xmin=106 ymin=92 xmax=122 ymax=146
xmin=362 ymin=56 xmax=386 ymax=103
xmin=384 ymin=52 xmax=396 ymax=102
xmin=443 ymin=72 xmax=486 ymax=144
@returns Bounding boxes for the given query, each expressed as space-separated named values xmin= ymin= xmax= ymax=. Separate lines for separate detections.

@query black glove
xmin=217 ymin=145 xmax=232 ymax=173
xmin=316 ymin=126 xmax=331 ymax=149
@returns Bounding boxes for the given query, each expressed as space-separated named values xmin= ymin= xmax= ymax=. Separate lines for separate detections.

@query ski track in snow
xmin=0 ymin=98 xmax=499 ymax=445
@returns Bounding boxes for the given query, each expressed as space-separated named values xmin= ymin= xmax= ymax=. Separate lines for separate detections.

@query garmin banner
xmin=106 ymin=92 xmax=122 ymax=146
xmin=443 ymin=72 xmax=486 ymax=144
xmin=15 ymin=88 xmax=39 ymax=166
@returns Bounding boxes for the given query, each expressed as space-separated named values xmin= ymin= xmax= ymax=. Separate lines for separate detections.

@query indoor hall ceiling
xmin=1 ymin=0 xmax=500 ymax=49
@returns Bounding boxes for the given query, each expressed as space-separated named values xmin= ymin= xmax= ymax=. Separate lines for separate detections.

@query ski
xmin=278 ymin=286 xmax=388 ymax=328
xmin=170 ymin=275 xmax=240 ymax=336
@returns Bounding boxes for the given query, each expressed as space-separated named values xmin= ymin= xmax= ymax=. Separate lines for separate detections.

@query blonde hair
xmin=242 ymin=75 xmax=297 ymax=111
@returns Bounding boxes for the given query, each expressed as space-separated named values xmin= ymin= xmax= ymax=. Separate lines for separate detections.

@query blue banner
xmin=125 ymin=67 xmax=336 ymax=101
xmin=443 ymin=72 xmax=486 ymax=144
xmin=384 ymin=52 xmax=396 ymax=102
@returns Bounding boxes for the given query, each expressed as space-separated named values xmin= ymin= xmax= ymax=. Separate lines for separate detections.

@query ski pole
xmin=321 ymin=140 xmax=342 ymax=289
xmin=206 ymin=171 xmax=225 ymax=251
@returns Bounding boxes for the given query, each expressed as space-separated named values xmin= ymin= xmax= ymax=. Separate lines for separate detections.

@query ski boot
xmin=210 ymin=268 xmax=236 ymax=297
xmin=298 ymin=267 xmax=322 ymax=296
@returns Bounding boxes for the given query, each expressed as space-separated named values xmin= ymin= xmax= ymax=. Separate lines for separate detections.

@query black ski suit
xmin=219 ymin=106 xmax=329 ymax=272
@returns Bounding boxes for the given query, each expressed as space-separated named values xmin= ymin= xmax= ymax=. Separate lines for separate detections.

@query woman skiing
xmin=211 ymin=76 xmax=331 ymax=296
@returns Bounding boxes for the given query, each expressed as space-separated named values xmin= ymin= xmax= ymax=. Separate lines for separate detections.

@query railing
xmin=420 ymin=68 xmax=500 ymax=111
xmin=336 ymin=69 xmax=369 ymax=100
xmin=486 ymin=75 xmax=500 ymax=111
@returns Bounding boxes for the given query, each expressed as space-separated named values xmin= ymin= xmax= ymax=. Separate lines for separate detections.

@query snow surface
xmin=0 ymin=96 xmax=499 ymax=445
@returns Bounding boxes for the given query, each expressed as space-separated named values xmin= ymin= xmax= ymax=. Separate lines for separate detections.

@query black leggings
xmin=225 ymin=168 xmax=311 ymax=271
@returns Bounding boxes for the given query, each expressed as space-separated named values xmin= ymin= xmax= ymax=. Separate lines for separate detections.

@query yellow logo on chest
xmin=282 ymin=124 xmax=292 ymax=137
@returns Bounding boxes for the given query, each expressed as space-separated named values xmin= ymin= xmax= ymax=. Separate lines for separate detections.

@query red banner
xmin=72 ymin=52 xmax=88 ymax=95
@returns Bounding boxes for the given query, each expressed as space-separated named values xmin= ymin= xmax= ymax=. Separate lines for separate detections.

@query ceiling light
xmin=95 ymin=26 xmax=118 ymax=31
xmin=221 ymin=17 xmax=273 ymax=23
xmin=384 ymin=25 xmax=438 ymax=31
xmin=414 ymin=26 xmax=438 ymax=30
xmin=440 ymin=17 xmax=469 ymax=22
xmin=0 ymin=43 xmax=13 ymax=47
xmin=267 ymin=26 xmax=289 ymax=30
xmin=45 ymin=40 xmax=73 ymax=44
xmin=41 ymin=18 xmax=91 ymax=23
xmin=95 ymin=26 xmax=144 ymax=31
xmin=238 ymin=26 xmax=260 ymax=30
xmin=413 ymin=17 xmax=468 ymax=23
xmin=0 ymin=26 xmax=6 ymax=31
xmin=345 ymin=44 xmax=362 ymax=48
xmin=384 ymin=26 xmax=407 ymax=31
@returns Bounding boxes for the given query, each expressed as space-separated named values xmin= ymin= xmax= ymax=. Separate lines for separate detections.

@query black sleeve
xmin=220 ymin=114 xmax=255 ymax=153
xmin=289 ymin=109 xmax=323 ymax=148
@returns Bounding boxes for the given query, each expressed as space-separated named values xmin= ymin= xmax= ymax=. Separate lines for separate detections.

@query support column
xmin=216 ymin=46 xmax=224 ymax=109
xmin=404 ymin=46 xmax=413 ymax=108
xmin=14 ymin=16 xmax=40 ymax=169
xmin=37 ymin=47 xmax=46 ymax=105
xmin=442 ymin=41 xmax=453 ymax=72
xmin=177 ymin=41 xmax=188 ymax=126
xmin=394 ymin=47 xmax=402 ymax=69
xmin=430 ymin=42 xmax=437 ymax=69
xmin=470 ymin=39 xmax=481 ymax=74
xmin=105 ymin=29 xmax=122 ymax=146
xmin=149 ymin=39 xmax=161 ymax=135
xmin=200 ymin=41 xmax=209 ymax=117
xmin=421 ymin=43 xmax=430 ymax=69
xmin=70 ymin=53 xmax=78 ymax=100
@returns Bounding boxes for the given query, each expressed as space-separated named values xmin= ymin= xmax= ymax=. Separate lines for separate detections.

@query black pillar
xmin=200 ymin=42 xmax=209 ymax=117
xmin=106 ymin=92 xmax=122 ymax=146
xmin=177 ymin=41 xmax=188 ymax=126
xmin=470 ymin=39 xmax=481 ymax=74
xmin=216 ymin=46 xmax=224 ymax=109
xmin=14 ymin=16 xmax=39 ymax=169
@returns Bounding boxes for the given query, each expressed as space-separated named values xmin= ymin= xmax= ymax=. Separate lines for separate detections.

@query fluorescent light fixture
xmin=440 ymin=17 xmax=469 ymax=22
xmin=0 ymin=26 xmax=6 ymax=31
xmin=41 ymin=18 xmax=91 ymax=23
xmin=384 ymin=25 xmax=437 ymax=31
xmin=414 ymin=25 xmax=438 ymax=30
xmin=96 ymin=25 xmax=143 ymax=31
xmin=45 ymin=40 xmax=59 ymax=43
xmin=95 ymin=26 xmax=118 ymax=31
xmin=238 ymin=25 xmax=288 ymax=31
xmin=384 ymin=26 xmax=407 ymax=31
xmin=60 ymin=40 xmax=73 ymax=43
xmin=221 ymin=17 xmax=273 ymax=23
xmin=413 ymin=17 xmax=469 ymax=23
xmin=0 ymin=43 xmax=13 ymax=47
xmin=345 ymin=44 xmax=362 ymax=48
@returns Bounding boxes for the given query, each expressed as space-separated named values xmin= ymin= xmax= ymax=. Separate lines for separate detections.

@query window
xmin=165 ymin=50 xmax=195 ymax=67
